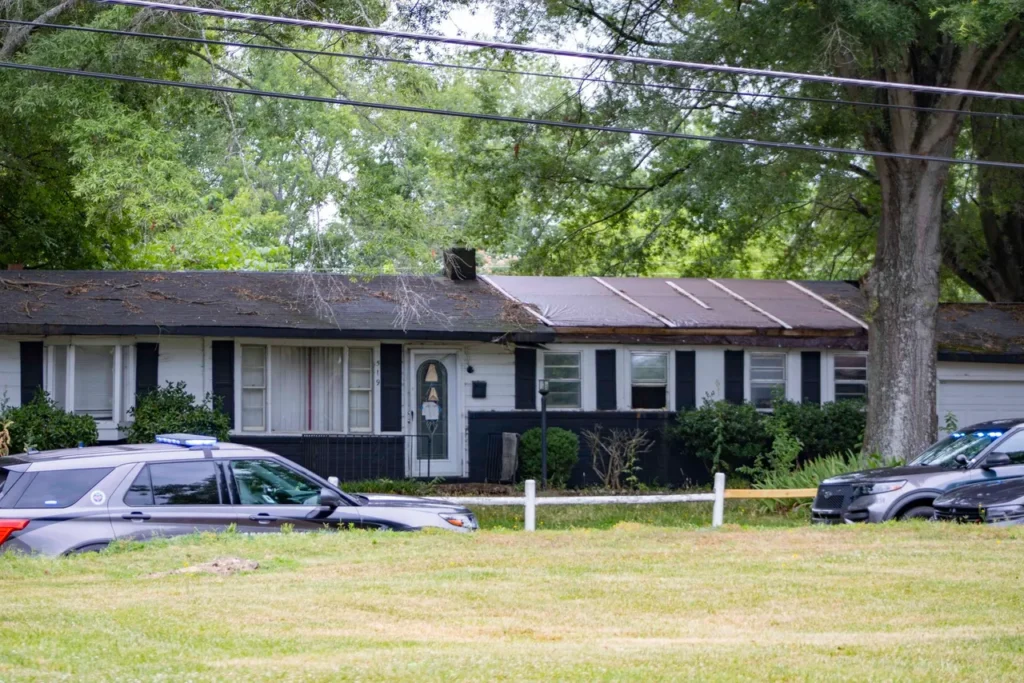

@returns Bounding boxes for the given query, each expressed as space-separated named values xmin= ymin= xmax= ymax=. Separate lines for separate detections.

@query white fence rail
xmin=440 ymin=472 xmax=729 ymax=530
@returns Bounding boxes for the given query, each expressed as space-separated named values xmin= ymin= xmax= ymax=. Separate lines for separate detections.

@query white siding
xmin=0 ymin=339 xmax=20 ymax=408
xmin=462 ymin=342 xmax=516 ymax=412
xmin=156 ymin=337 xmax=206 ymax=399
xmin=937 ymin=362 xmax=1024 ymax=430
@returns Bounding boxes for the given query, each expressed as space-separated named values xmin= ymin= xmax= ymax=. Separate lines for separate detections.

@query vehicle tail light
xmin=0 ymin=519 xmax=30 ymax=546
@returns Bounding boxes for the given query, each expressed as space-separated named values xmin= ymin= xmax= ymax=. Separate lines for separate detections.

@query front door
xmin=409 ymin=351 xmax=462 ymax=478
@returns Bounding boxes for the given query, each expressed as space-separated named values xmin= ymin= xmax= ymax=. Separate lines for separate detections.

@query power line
xmin=7 ymin=18 xmax=1024 ymax=124
xmin=97 ymin=0 xmax=1024 ymax=103
xmin=3 ymin=60 xmax=1023 ymax=170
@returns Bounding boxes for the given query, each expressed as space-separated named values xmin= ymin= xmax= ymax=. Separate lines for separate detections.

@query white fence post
xmin=712 ymin=472 xmax=725 ymax=528
xmin=524 ymin=479 xmax=536 ymax=532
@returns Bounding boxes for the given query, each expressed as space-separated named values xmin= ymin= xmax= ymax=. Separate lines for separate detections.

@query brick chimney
xmin=444 ymin=248 xmax=477 ymax=281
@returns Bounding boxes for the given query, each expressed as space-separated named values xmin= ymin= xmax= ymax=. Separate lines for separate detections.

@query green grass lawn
xmin=475 ymin=500 xmax=807 ymax=529
xmin=3 ymin=523 xmax=1024 ymax=682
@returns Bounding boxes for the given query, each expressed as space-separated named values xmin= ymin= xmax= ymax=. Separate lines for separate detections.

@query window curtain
xmin=271 ymin=346 xmax=309 ymax=432
xmin=271 ymin=347 xmax=344 ymax=433
xmin=309 ymin=347 xmax=344 ymax=432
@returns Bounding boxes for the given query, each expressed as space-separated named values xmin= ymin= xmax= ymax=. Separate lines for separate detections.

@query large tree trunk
xmin=864 ymin=154 xmax=952 ymax=461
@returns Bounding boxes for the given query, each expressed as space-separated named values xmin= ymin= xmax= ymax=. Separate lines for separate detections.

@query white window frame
xmin=627 ymin=350 xmax=671 ymax=411
xmin=239 ymin=344 xmax=268 ymax=432
xmin=231 ymin=340 xmax=378 ymax=435
xmin=43 ymin=339 xmax=128 ymax=427
xmin=832 ymin=352 xmax=868 ymax=403
xmin=749 ymin=351 xmax=787 ymax=412
xmin=541 ymin=350 xmax=583 ymax=410
xmin=347 ymin=346 xmax=374 ymax=433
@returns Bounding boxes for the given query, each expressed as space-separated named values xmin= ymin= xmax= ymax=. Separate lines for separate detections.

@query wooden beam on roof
xmin=786 ymin=280 xmax=869 ymax=330
xmin=477 ymin=273 xmax=554 ymax=326
xmin=706 ymin=279 xmax=793 ymax=330
xmin=664 ymin=280 xmax=711 ymax=309
xmin=592 ymin=276 xmax=677 ymax=328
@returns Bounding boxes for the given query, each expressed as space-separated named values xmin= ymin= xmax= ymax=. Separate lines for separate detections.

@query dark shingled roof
xmin=0 ymin=271 xmax=552 ymax=341
xmin=802 ymin=280 xmax=1024 ymax=360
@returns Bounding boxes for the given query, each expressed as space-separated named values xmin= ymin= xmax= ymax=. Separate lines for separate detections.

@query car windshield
xmin=910 ymin=430 xmax=1003 ymax=468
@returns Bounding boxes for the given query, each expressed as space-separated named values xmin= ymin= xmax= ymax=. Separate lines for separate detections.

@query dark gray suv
xmin=812 ymin=419 xmax=1024 ymax=523
xmin=0 ymin=435 xmax=476 ymax=556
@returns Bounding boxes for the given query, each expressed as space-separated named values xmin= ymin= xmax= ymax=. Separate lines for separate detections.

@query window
xmin=348 ymin=347 xmax=373 ymax=432
xmin=631 ymin=352 xmax=668 ymax=409
xmin=46 ymin=344 xmax=130 ymax=422
xmin=543 ymin=352 xmax=581 ymax=409
xmin=993 ymin=431 xmax=1024 ymax=465
xmin=14 ymin=468 xmax=113 ymax=509
xmin=271 ymin=347 xmax=344 ymax=432
xmin=750 ymin=353 xmax=786 ymax=410
xmin=239 ymin=344 xmax=374 ymax=434
xmin=126 ymin=462 xmax=221 ymax=506
xmin=230 ymin=459 xmax=321 ymax=505
xmin=834 ymin=354 xmax=867 ymax=401
xmin=74 ymin=346 xmax=115 ymax=419
xmin=241 ymin=345 xmax=267 ymax=431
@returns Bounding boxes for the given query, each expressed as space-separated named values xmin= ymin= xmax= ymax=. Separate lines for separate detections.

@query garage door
xmin=938 ymin=380 xmax=1024 ymax=431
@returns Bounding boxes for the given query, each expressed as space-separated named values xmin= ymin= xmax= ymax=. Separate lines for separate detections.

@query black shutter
xmin=19 ymin=341 xmax=44 ymax=406
xmin=379 ymin=344 xmax=403 ymax=432
xmin=724 ymin=350 xmax=744 ymax=405
xmin=135 ymin=343 xmax=160 ymax=399
xmin=595 ymin=349 xmax=617 ymax=410
xmin=801 ymin=351 xmax=822 ymax=404
xmin=514 ymin=347 xmax=537 ymax=410
xmin=675 ymin=350 xmax=697 ymax=411
xmin=211 ymin=341 xmax=235 ymax=428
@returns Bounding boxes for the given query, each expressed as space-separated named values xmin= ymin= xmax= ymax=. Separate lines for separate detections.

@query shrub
xmin=518 ymin=427 xmax=580 ymax=487
xmin=772 ymin=399 xmax=865 ymax=461
xmin=582 ymin=427 xmax=651 ymax=490
xmin=0 ymin=392 xmax=98 ymax=454
xmin=672 ymin=396 xmax=866 ymax=480
xmin=124 ymin=382 xmax=230 ymax=444
xmin=671 ymin=398 xmax=770 ymax=476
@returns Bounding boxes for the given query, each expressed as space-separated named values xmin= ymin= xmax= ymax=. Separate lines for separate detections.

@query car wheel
xmin=898 ymin=505 xmax=936 ymax=521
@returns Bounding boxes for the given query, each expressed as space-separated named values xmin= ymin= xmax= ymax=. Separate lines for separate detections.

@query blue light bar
xmin=952 ymin=432 xmax=965 ymax=438
xmin=988 ymin=431 xmax=1005 ymax=438
xmin=155 ymin=433 xmax=219 ymax=447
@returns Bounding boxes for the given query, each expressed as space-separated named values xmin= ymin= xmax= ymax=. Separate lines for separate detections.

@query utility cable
xmin=3 ymin=60 xmax=1022 ymax=170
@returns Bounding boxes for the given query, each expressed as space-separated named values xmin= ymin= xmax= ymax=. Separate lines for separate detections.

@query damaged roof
xmin=803 ymin=281 xmax=1024 ymax=359
xmin=2 ymin=271 xmax=1022 ymax=358
xmin=0 ymin=271 xmax=551 ymax=341
xmin=486 ymin=275 xmax=866 ymax=333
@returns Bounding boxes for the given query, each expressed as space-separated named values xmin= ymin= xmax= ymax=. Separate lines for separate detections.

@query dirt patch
xmin=149 ymin=557 xmax=259 ymax=578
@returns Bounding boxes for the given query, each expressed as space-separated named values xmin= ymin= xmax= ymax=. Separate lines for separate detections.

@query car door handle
xmin=121 ymin=512 xmax=152 ymax=521
xmin=249 ymin=514 xmax=279 ymax=523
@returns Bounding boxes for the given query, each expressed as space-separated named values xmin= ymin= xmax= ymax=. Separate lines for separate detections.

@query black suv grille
xmin=935 ymin=507 xmax=983 ymax=523
xmin=814 ymin=484 xmax=853 ymax=512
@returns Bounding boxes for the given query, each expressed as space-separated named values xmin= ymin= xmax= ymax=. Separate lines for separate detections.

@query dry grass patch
xmin=2 ymin=524 xmax=1024 ymax=681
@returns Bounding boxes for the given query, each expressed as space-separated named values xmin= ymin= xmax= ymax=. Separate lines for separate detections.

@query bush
xmin=672 ymin=396 xmax=866 ymax=481
xmin=124 ymin=382 xmax=230 ymax=444
xmin=671 ymin=399 xmax=771 ymax=476
xmin=772 ymin=399 xmax=865 ymax=461
xmin=518 ymin=427 xmax=580 ymax=487
xmin=0 ymin=392 xmax=98 ymax=454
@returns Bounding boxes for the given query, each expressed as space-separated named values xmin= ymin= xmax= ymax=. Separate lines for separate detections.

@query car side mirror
xmin=955 ymin=454 xmax=969 ymax=468
xmin=320 ymin=487 xmax=342 ymax=508
xmin=984 ymin=453 xmax=1011 ymax=469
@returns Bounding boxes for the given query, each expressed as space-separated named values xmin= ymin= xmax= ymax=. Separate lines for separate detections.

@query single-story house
xmin=2 ymin=250 xmax=1023 ymax=484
